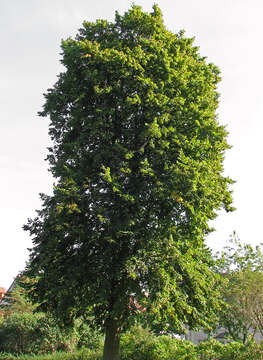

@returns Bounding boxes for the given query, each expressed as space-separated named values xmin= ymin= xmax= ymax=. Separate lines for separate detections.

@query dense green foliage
xmin=120 ymin=325 xmax=195 ymax=360
xmin=0 ymin=284 xmax=103 ymax=355
xmin=1 ymin=326 xmax=263 ymax=360
xmin=0 ymin=312 xmax=104 ymax=357
xmin=24 ymin=4 xmax=233 ymax=359
xmin=0 ymin=312 xmax=73 ymax=354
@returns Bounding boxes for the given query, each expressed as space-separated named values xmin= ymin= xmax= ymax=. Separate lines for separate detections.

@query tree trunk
xmin=103 ymin=319 xmax=121 ymax=360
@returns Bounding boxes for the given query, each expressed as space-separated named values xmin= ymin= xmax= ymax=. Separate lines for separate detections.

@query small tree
xmin=0 ymin=279 xmax=36 ymax=317
xmin=214 ymin=233 xmax=263 ymax=343
xmin=24 ymin=5 xmax=234 ymax=360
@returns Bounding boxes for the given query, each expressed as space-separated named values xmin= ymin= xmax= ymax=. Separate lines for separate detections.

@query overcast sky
xmin=1 ymin=0 xmax=262 ymax=289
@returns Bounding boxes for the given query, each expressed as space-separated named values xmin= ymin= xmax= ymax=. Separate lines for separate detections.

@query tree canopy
xmin=24 ymin=5 xmax=234 ymax=359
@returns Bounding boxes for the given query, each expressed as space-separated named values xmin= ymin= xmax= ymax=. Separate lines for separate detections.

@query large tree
xmin=24 ymin=5 xmax=234 ymax=360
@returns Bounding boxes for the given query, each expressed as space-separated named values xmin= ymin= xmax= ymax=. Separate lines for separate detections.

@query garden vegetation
xmin=1 ymin=325 xmax=263 ymax=359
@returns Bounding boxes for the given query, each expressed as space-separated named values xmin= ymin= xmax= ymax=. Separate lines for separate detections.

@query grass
xmin=0 ymin=349 xmax=102 ymax=360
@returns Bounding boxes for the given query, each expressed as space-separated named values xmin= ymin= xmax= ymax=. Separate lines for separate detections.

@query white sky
xmin=1 ymin=0 xmax=262 ymax=289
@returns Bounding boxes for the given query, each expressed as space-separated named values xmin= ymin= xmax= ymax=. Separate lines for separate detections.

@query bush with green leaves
xmin=120 ymin=325 xmax=196 ymax=360
xmin=74 ymin=320 xmax=104 ymax=350
xmin=0 ymin=281 xmax=104 ymax=355
xmin=120 ymin=325 xmax=263 ymax=360
xmin=1 ymin=327 xmax=263 ymax=360
xmin=0 ymin=312 xmax=74 ymax=354
xmin=196 ymin=339 xmax=263 ymax=360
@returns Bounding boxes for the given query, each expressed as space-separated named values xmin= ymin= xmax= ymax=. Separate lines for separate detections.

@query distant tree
xmin=24 ymin=5 xmax=234 ymax=360
xmin=0 ymin=283 xmax=35 ymax=317
xmin=214 ymin=233 xmax=263 ymax=343
xmin=215 ymin=232 xmax=263 ymax=273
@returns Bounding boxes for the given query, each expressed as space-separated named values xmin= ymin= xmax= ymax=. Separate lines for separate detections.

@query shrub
xmin=1 ymin=320 xmax=263 ymax=360
xmin=0 ymin=312 xmax=73 ymax=354
xmin=120 ymin=325 xmax=156 ymax=360
xmin=74 ymin=320 xmax=104 ymax=351
xmin=120 ymin=325 xmax=196 ymax=360
xmin=120 ymin=325 xmax=263 ymax=360
xmin=196 ymin=339 xmax=263 ymax=360
xmin=196 ymin=339 xmax=225 ymax=359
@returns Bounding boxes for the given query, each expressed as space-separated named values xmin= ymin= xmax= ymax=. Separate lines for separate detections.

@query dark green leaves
xmin=25 ymin=4 xmax=233 ymax=335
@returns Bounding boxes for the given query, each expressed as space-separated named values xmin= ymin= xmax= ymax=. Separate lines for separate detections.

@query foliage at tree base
xmin=0 ymin=312 xmax=103 ymax=356
xmin=121 ymin=325 xmax=263 ymax=360
xmin=1 ymin=325 xmax=263 ymax=360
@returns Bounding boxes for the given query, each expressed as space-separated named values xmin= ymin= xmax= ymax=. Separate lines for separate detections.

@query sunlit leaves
xmin=25 ymin=4 xmax=233 ymax=337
